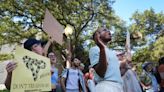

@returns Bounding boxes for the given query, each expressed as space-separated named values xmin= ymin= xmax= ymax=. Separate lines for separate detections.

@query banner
xmin=11 ymin=46 xmax=51 ymax=92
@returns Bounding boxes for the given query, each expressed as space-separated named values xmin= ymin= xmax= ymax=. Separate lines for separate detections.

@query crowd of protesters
xmin=4 ymin=27 xmax=164 ymax=92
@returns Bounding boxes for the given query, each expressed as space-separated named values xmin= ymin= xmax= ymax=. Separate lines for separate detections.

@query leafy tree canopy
xmin=1 ymin=0 xmax=125 ymax=62
xmin=131 ymin=8 xmax=164 ymax=63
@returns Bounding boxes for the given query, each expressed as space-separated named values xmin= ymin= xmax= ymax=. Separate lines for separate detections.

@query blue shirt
xmin=62 ymin=68 xmax=79 ymax=89
xmin=148 ymin=72 xmax=159 ymax=92
xmin=51 ymin=68 xmax=58 ymax=85
xmin=62 ymin=68 xmax=87 ymax=92
xmin=89 ymin=46 xmax=123 ymax=84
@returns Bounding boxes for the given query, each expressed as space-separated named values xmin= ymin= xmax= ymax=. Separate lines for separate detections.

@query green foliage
xmin=150 ymin=36 xmax=164 ymax=61
xmin=1 ymin=0 xmax=123 ymax=63
xmin=131 ymin=8 xmax=164 ymax=63
xmin=132 ymin=47 xmax=151 ymax=63
xmin=1 ymin=0 xmax=163 ymax=65
xmin=0 ymin=54 xmax=13 ymax=61
xmin=129 ymin=8 xmax=164 ymax=46
xmin=132 ymin=36 xmax=164 ymax=63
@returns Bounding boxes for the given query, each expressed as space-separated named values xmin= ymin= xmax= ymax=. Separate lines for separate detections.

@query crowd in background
xmin=4 ymin=27 xmax=164 ymax=92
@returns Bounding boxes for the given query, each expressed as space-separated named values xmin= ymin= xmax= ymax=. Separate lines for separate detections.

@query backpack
xmin=65 ymin=69 xmax=83 ymax=91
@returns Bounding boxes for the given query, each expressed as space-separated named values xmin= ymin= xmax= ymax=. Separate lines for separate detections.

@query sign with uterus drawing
xmin=11 ymin=46 xmax=51 ymax=92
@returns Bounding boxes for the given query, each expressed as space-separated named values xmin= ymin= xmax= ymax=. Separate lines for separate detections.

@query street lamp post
xmin=64 ymin=24 xmax=73 ymax=68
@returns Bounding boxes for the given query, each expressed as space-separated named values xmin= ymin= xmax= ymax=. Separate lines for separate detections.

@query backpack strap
xmin=78 ymin=70 xmax=83 ymax=92
xmin=65 ymin=69 xmax=69 ymax=88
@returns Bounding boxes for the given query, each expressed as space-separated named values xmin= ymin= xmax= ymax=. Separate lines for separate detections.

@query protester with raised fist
xmin=5 ymin=38 xmax=53 ymax=91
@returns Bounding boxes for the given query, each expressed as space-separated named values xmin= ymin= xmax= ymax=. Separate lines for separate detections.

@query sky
xmin=113 ymin=0 xmax=164 ymax=25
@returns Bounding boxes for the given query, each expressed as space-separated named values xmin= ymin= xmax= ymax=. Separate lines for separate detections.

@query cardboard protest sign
xmin=11 ymin=46 xmax=51 ymax=92
xmin=125 ymin=31 xmax=132 ymax=61
xmin=43 ymin=9 xmax=64 ymax=45
xmin=126 ymin=31 xmax=130 ymax=50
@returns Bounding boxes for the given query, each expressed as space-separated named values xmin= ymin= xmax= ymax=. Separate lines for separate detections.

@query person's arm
xmin=61 ymin=77 xmax=66 ymax=92
xmin=5 ymin=73 xmax=12 ymax=89
xmin=140 ymin=82 xmax=150 ymax=90
xmin=43 ymin=40 xmax=51 ymax=57
xmin=125 ymin=30 xmax=132 ymax=62
xmin=60 ymin=69 xmax=68 ymax=92
xmin=5 ymin=62 xmax=17 ymax=89
xmin=92 ymin=32 xmax=108 ymax=78
xmin=93 ymin=48 xmax=107 ymax=78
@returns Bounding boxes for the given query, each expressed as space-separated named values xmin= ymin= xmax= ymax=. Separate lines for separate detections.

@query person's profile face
xmin=98 ymin=28 xmax=112 ymax=42
xmin=117 ymin=54 xmax=125 ymax=61
xmin=31 ymin=43 xmax=44 ymax=55
xmin=73 ymin=58 xmax=81 ymax=67
xmin=89 ymin=68 xmax=94 ymax=74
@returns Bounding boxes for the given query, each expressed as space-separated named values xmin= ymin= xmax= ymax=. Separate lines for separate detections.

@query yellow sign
xmin=11 ymin=46 xmax=51 ymax=92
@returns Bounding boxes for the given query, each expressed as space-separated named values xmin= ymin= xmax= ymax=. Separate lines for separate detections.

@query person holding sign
xmin=117 ymin=52 xmax=142 ymax=92
xmin=89 ymin=27 xmax=123 ymax=92
xmin=5 ymin=38 xmax=52 ymax=90
xmin=118 ymin=30 xmax=142 ymax=92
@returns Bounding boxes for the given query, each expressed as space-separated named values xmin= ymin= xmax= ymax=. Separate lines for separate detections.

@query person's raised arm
xmin=43 ymin=37 xmax=54 ymax=56
xmin=125 ymin=31 xmax=132 ymax=62
xmin=92 ymin=32 xmax=107 ymax=78
xmin=61 ymin=77 xmax=66 ymax=92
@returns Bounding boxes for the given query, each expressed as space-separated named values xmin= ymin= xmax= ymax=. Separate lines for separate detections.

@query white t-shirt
xmin=63 ymin=68 xmax=79 ymax=90
xmin=89 ymin=46 xmax=123 ymax=84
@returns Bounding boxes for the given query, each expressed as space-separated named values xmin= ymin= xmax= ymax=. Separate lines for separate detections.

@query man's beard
xmin=74 ymin=64 xmax=79 ymax=67
xmin=101 ymin=37 xmax=111 ymax=43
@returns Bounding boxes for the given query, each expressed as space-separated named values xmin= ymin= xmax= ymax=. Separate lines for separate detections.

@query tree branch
xmin=76 ymin=11 xmax=95 ymax=39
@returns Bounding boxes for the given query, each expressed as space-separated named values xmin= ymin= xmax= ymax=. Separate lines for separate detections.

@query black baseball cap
xmin=24 ymin=38 xmax=41 ymax=51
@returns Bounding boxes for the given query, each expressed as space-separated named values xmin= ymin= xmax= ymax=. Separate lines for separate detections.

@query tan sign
xmin=43 ymin=9 xmax=64 ymax=45
xmin=11 ymin=46 xmax=51 ymax=92
xmin=125 ymin=31 xmax=132 ymax=61
xmin=126 ymin=31 xmax=130 ymax=50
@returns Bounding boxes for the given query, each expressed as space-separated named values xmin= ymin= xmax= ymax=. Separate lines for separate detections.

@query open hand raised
xmin=94 ymin=31 xmax=105 ymax=48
